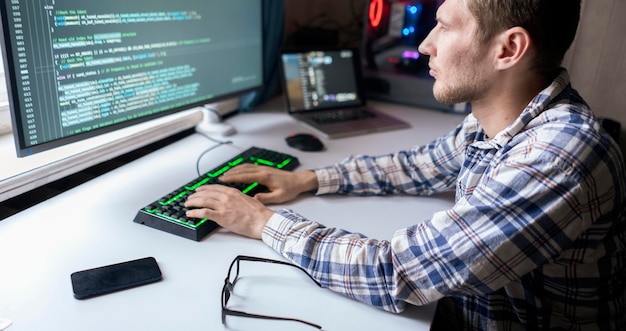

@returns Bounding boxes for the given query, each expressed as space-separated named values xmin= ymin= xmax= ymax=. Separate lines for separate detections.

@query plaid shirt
xmin=262 ymin=70 xmax=626 ymax=330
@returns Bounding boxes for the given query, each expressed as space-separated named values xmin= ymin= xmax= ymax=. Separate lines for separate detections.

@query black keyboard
xmin=311 ymin=109 xmax=375 ymax=124
xmin=133 ymin=147 xmax=300 ymax=241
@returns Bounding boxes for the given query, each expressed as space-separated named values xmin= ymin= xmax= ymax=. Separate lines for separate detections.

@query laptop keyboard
xmin=311 ymin=109 xmax=375 ymax=124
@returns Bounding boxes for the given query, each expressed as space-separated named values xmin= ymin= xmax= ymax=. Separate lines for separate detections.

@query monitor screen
xmin=0 ymin=0 xmax=263 ymax=157
xmin=281 ymin=49 xmax=365 ymax=113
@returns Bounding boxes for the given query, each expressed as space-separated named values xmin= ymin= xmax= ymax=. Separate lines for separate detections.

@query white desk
xmin=0 ymin=98 xmax=463 ymax=331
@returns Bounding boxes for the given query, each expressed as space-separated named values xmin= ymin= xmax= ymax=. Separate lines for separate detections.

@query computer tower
xmin=361 ymin=0 xmax=469 ymax=113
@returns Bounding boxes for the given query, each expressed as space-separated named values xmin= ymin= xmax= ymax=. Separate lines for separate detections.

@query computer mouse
xmin=285 ymin=133 xmax=324 ymax=152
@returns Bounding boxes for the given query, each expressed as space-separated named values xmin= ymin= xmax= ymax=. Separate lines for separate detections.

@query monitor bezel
xmin=0 ymin=0 xmax=264 ymax=157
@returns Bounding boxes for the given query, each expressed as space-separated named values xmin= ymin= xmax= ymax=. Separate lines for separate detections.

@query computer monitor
xmin=0 ymin=0 xmax=263 ymax=157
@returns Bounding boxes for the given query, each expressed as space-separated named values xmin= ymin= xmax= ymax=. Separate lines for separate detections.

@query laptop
xmin=279 ymin=48 xmax=410 ymax=139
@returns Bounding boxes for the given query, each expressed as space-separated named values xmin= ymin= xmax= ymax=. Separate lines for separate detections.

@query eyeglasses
xmin=221 ymin=255 xmax=323 ymax=329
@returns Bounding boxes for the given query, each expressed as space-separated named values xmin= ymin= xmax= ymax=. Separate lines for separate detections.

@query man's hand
xmin=185 ymin=184 xmax=274 ymax=239
xmin=218 ymin=164 xmax=319 ymax=204
xmin=184 ymin=165 xmax=319 ymax=239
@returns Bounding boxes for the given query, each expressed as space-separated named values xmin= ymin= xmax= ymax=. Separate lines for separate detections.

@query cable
xmin=194 ymin=132 xmax=233 ymax=177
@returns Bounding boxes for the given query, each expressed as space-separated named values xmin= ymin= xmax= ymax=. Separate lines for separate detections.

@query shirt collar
xmin=486 ymin=69 xmax=571 ymax=149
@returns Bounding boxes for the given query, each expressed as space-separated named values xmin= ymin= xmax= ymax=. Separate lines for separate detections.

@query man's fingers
xmin=185 ymin=207 xmax=215 ymax=219
xmin=253 ymin=191 xmax=279 ymax=204
xmin=221 ymin=164 xmax=271 ymax=183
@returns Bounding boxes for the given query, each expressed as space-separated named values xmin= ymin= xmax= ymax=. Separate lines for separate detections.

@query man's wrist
xmin=297 ymin=170 xmax=319 ymax=193
xmin=255 ymin=208 xmax=276 ymax=239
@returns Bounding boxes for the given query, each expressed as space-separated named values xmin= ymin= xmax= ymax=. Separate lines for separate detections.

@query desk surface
xmin=0 ymin=98 xmax=462 ymax=331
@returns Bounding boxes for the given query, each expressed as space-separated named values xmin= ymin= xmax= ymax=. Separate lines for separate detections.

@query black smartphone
xmin=71 ymin=256 xmax=162 ymax=299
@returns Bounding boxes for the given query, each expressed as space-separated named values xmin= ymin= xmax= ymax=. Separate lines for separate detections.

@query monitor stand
xmin=195 ymin=107 xmax=237 ymax=136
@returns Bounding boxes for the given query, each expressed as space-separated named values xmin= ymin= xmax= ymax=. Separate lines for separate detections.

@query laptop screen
xmin=280 ymin=48 xmax=366 ymax=113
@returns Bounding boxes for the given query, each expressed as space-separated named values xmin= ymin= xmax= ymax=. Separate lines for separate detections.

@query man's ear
xmin=494 ymin=27 xmax=532 ymax=70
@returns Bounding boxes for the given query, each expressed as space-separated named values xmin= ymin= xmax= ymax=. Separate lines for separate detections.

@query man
xmin=186 ymin=0 xmax=626 ymax=329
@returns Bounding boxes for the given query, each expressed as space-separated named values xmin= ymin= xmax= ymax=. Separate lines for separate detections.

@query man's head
xmin=466 ymin=0 xmax=581 ymax=76
xmin=418 ymin=0 xmax=581 ymax=105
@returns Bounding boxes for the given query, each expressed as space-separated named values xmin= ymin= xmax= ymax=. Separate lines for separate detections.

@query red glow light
xmin=369 ymin=0 xmax=383 ymax=28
